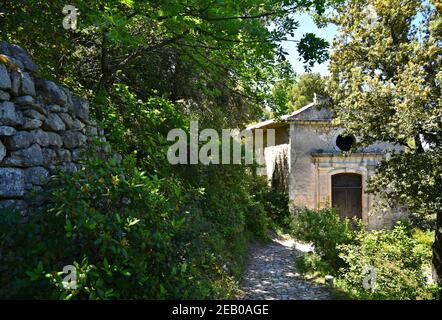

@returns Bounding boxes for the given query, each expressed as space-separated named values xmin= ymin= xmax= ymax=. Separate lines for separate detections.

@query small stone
xmin=72 ymin=119 xmax=85 ymax=131
xmin=36 ymin=79 xmax=68 ymax=106
xmin=0 ymin=101 xmax=23 ymax=126
xmin=71 ymin=148 xmax=81 ymax=161
xmin=23 ymin=109 xmax=46 ymax=120
xmin=24 ymin=58 xmax=38 ymax=73
xmin=42 ymin=148 xmax=57 ymax=166
xmin=60 ymin=87 xmax=73 ymax=109
xmin=0 ymin=140 xmax=5 ymax=161
xmin=47 ymin=165 xmax=57 ymax=175
xmin=61 ymin=131 xmax=86 ymax=148
xmin=71 ymin=96 xmax=89 ymax=121
xmin=14 ymin=95 xmax=35 ymax=106
xmin=8 ymin=43 xmax=38 ymax=73
xmin=19 ymin=71 xmax=36 ymax=96
xmin=46 ymin=132 xmax=63 ymax=147
xmin=47 ymin=104 xmax=61 ymax=112
xmin=0 ymin=63 xmax=11 ymax=89
xmin=59 ymin=112 xmax=74 ymax=128
xmin=59 ymin=162 xmax=77 ymax=173
xmin=86 ymin=125 xmax=98 ymax=136
xmin=43 ymin=113 xmax=65 ymax=131
xmin=56 ymin=148 xmax=71 ymax=162
xmin=10 ymin=70 xmax=20 ymax=96
xmin=32 ymin=129 xmax=49 ymax=147
xmin=0 ymin=168 xmax=25 ymax=197
xmin=0 ymin=199 xmax=28 ymax=214
xmin=0 ymin=126 xmax=16 ymax=136
xmin=18 ymin=99 xmax=48 ymax=116
xmin=5 ymin=144 xmax=43 ymax=167
xmin=22 ymin=118 xmax=42 ymax=130
xmin=25 ymin=166 xmax=50 ymax=186
xmin=1 ymin=54 xmax=24 ymax=71
xmin=0 ymin=89 xmax=10 ymax=101
xmin=5 ymin=131 xmax=34 ymax=150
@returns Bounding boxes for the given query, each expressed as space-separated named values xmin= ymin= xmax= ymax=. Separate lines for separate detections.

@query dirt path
xmin=239 ymin=234 xmax=332 ymax=300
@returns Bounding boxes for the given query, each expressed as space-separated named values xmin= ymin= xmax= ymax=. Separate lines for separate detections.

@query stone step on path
xmin=239 ymin=234 xmax=332 ymax=300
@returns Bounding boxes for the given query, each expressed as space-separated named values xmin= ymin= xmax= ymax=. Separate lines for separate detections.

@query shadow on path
xmin=239 ymin=234 xmax=332 ymax=300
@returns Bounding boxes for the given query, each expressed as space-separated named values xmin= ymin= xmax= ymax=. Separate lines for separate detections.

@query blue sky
xmin=283 ymin=13 xmax=338 ymax=76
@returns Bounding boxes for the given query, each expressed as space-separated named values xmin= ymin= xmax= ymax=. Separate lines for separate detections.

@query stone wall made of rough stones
xmin=0 ymin=41 xmax=105 ymax=213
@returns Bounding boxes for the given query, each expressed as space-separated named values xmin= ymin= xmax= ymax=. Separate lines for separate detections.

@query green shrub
xmin=0 ymin=85 xmax=282 ymax=299
xmin=245 ymin=201 xmax=270 ymax=241
xmin=263 ymin=189 xmax=290 ymax=227
xmin=338 ymin=223 xmax=438 ymax=300
xmin=289 ymin=207 xmax=358 ymax=272
xmin=295 ymin=252 xmax=335 ymax=278
xmin=0 ymin=155 xmax=274 ymax=299
xmin=252 ymin=176 xmax=290 ymax=228
xmin=0 ymin=156 xmax=204 ymax=299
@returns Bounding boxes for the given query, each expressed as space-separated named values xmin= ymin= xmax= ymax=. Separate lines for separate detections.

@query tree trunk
xmin=432 ymin=211 xmax=442 ymax=292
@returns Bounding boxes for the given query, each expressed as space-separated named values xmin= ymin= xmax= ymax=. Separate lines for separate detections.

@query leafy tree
xmin=0 ymin=1 xmax=343 ymax=298
xmin=269 ymin=72 xmax=327 ymax=116
xmin=328 ymin=0 xmax=442 ymax=283
xmin=287 ymin=72 xmax=327 ymax=111
xmin=1 ymin=0 xmax=333 ymax=124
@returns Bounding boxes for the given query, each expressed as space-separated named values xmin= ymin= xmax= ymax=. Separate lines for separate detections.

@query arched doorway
xmin=332 ymin=173 xmax=362 ymax=220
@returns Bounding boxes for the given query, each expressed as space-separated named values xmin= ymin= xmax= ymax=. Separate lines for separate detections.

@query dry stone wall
xmin=0 ymin=41 xmax=106 ymax=213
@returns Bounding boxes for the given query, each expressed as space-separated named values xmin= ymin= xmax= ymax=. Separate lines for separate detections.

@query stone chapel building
xmin=248 ymin=98 xmax=406 ymax=230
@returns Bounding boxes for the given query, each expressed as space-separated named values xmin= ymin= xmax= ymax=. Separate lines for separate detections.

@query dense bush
xmin=251 ymin=176 xmax=290 ymax=229
xmin=295 ymin=251 xmax=335 ymax=278
xmin=261 ymin=188 xmax=290 ymax=228
xmin=289 ymin=207 xmax=439 ymax=299
xmin=338 ymin=224 xmax=439 ymax=300
xmin=0 ymin=156 xmax=201 ymax=299
xmin=290 ymin=207 xmax=358 ymax=272
xmin=0 ymin=153 xmax=275 ymax=299
xmin=0 ymin=156 xmax=273 ymax=299
xmin=0 ymin=84 xmax=279 ymax=299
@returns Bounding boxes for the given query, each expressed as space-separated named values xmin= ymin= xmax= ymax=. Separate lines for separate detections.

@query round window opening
xmin=336 ymin=134 xmax=355 ymax=152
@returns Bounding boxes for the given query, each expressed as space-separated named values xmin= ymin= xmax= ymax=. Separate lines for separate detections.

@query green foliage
xmin=1 ymin=0 xmax=333 ymax=119
xmin=287 ymin=73 xmax=327 ymax=112
xmin=251 ymin=175 xmax=290 ymax=229
xmin=297 ymin=33 xmax=329 ymax=71
xmin=411 ymin=228 xmax=435 ymax=263
xmin=0 ymin=153 xmax=273 ymax=299
xmin=296 ymin=252 xmax=335 ymax=278
xmin=269 ymin=79 xmax=294 ymax=117
xmin=270 ymin=73 xmax=328 ymax=116
xmin=290 ymin=207 xmax=358 ymax=272
xmin=260 ymin=188 xmax=290 ymax=229
xmin=338 ymin=224 xmax=438 ymax=300
xmin=0 ymin=0 xmax=338 ymax=299
xmin=289 ymin=208 xmax=439 ymax=299
xmin=98 ymin=83 xmax=185 ymax=173
xmin=0 ymin=156 xmax=196 ymax=299
xmin=328 ymin=0 xmax=442 ymax=279
xmin=248 ymin=153 xmax=290 ymax=229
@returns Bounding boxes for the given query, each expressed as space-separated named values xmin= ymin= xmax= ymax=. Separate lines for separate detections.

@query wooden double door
xmin=332 ymin=173 xmax=362 ymax=220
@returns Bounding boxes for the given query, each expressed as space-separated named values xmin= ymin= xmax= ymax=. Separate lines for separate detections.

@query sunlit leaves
xmin=329 ymin=0 xmax=442 ymax=219
xmin=297 ymin=33 xmax=330 ymax=71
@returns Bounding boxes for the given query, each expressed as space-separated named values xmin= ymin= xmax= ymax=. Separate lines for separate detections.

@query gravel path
xmin=240 ymin=234 xmax=332 ymax=300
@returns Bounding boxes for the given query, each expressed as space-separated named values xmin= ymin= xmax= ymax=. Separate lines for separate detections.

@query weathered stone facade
xmin=251 ymin=101 xmax=407 ymax=230
xmin=0 ymin=42 xmax=105 ymax=213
